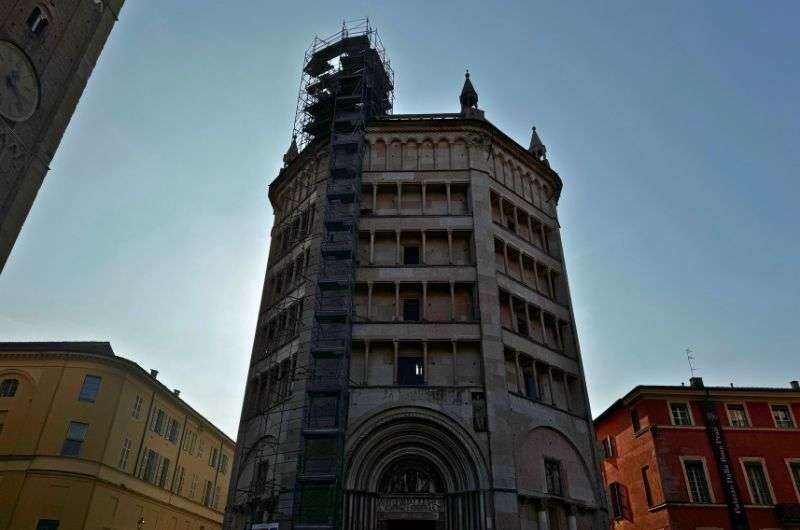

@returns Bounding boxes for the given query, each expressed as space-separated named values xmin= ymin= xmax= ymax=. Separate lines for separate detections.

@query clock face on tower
xmin=0 ymin=41 xmax=40 ymax=122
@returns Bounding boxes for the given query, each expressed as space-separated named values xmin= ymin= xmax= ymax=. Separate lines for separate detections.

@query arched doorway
xmin=343 ymin=406 xmax=489 ymax=530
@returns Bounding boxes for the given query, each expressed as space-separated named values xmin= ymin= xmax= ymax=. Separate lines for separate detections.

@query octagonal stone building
xmin=225 ymin=23 xmax=607 ymax=530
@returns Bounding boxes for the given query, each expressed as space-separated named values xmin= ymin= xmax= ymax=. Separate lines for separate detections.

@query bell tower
xmin=0 ymin=0 xmax=125 ymax=273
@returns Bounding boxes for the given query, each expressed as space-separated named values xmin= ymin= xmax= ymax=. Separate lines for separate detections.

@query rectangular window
xmin=118 ymin=437 xmax=132 ymax=470
xmin=151 ymin=409 xmax=165 ymax=434
xmin=545 ymin=459 xmax=563 ymax=496
xmin=132 ymin=395 xmax=143 ymax=419
xmin=642 ymin=466 xmax=654 ymax=507
xmin=35 ymin=521 xmax=59 ymax=530
xmin=61 ymin=421 xmax=88 ymax=457
xmin=158 ymin=457 xmax=171 ymax=488
xmin=402 ymin=299 xmax=420 ymax=321
xmin=166 ymin=418 xmax=180 ymax=443
xmin=727 ymin=404 xmax=750 ymax=427
xmin=630 ymin=408 xmax=641 ymax=432
xmin=683 ymin=460 xmax=712 ymax=503
xmin=189 ymin=473 xmax=198 ymax=498
xmin=403 ymin=246 xmax=420 ymax=265
xmin=78 ymin=375 xmax=101 ymax=402
xmin=602 ymin=436 xmax=616 ymax=459
xmin=744 ymin=461 xmax=773 ymax=505
xmin=609 ymin=482 xmax=624 ymax=519
xmin=0 ymin=410 xmax=6 ymax=435
xmin=203 ymin=480 xmax=213 ymax=507
xmin=140 ymin=449 xmax=159 ymax=483
xmin=175 ymin=466 xmax=185 ymax=494
xmin=209 ymin=447 xmax=219 ymax=468
xmin=790 ymin=462 xmax=800 ymax=498
xmin=771 ymin=404 xmax=795 ymax=429
xmin=397 ymin=356 xmax=424 ymax=386
xmin=670 ymin=402 xmax=693 ymax=426
xmin=220 ymin=454 xmax=229 ymax=474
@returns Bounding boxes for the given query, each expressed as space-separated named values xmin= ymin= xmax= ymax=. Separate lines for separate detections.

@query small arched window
xmin=26 ymin=6 xmax=49 ymax=36
xmin=0 ymin=378 xmax=19 ymax=397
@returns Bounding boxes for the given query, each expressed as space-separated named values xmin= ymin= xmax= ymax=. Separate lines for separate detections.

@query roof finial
xmin=459 ymin=69 xmax=482 ymax=118
xmin=528 ymin=125 xmax=548 ymax=166
xmin=283 ymin=134 xmax=299 ymax=167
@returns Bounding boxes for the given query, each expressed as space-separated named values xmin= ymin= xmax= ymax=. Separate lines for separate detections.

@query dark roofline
xmin=0 ymin=341 xmax=235 ymax=445
xmin=594 ymin=383 xmax=800 ymax=426
xmin=0 ymin=341 xmax=115 ymax=356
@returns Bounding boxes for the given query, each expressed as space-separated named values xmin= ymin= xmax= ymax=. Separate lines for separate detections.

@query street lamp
xmin=137 ymin=517 xmax=145 ymax=530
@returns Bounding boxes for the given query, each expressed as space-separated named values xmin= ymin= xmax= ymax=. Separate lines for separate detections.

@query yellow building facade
xmin=0 ymin=342 xmax=235 ymax=530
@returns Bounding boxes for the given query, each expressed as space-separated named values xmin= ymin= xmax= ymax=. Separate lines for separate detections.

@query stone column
xmin=422 ymin=341 xmax=428 ymax=384
xmin=394 ymin=282 xmax=400 ymax=321
xmin=421 ymin=230 xmax=427 ymax=264
xmin=502 ymin=241 xmax=509 ymax=274
xmin=366 ymin=282 xmax=373 ymax=321
xmin=446 ymin=182 xmax=452 ymax=215
xmin=536 ymin=499 xmax=550 ymax=530
xmin=393 ymin=340 xmax=399 ymax=384
xmin=372 ymin=182 xmax=377 ymax=212
xmin=447 ymin=229 xmax=453 ymax=264
xmin=449 ymin=281 xmax=455 ymax=321
xmin=369 ymin=231 xmax=375 ymax=264
xmin=567 ymin=505 xmax=578 ymax=530
xmin=363 ymin=340 xmax=370 ymax=385
xmin=422 ymin=281 xmax=428 ymax=321
xmin=395 ymin=230 xmax=401 ymax=264
xmin=451 ymin=340 xmax=458 ymax=385
xmin=421 ymin=183 xmax=426 ymax=215
xmin=515 ymin=351 xmax=523 ymax=394
xmin=396 ymin=182 xmax=402 ymax=215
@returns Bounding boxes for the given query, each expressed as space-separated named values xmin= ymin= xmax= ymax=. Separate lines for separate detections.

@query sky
xmin=1 ymin=1 xmax=798 ymax=439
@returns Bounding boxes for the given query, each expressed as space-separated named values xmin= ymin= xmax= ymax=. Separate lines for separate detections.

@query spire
xmin=283 ymin=135 xmax=299 ymax=167
xmin=459 ymin=70 xmax=484 ymax=118
xmin=460 ymin=70 xmax=478 ymax=111
xmin=528 ymin=126 xmax=549 ymax=166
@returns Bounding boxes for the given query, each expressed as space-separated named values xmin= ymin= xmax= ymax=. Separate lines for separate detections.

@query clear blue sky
xmin=1 ymin=1 xmax=798 ymax=438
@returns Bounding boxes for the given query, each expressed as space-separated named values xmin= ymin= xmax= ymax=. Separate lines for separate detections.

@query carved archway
xmin=343 ymin=406 xmax=489 ymax=530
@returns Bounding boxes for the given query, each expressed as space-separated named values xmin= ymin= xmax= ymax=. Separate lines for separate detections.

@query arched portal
xmin=343 ymin=406 xmax=489 ymax=530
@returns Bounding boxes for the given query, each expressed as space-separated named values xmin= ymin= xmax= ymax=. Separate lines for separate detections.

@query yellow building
xmin=0 ymin=342 xmax=235 ymax=530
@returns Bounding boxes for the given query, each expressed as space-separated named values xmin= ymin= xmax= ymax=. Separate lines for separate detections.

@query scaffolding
xmin=225 ymin=19 xmax=394 ymax=530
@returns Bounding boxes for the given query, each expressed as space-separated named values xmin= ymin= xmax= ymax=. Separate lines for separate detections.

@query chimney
xmin=689 ymin=377 xmax=704 ymax=388
xmin=149 ymin=369 xmax=159 ymax=379
xmin=791 ymin=381 xmax=799 ymax=390
xmin=173 ymin=389 xmax=181 ymax=397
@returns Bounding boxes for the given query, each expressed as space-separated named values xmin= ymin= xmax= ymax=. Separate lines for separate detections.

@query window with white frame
xmin=771 ymin=404 xmax=795 ymax=429
xmin=131 ymin=395 xmax=143 ymax=419
xmin=601 ymin=436 xmax=616 ymax=459
xmin=744 ymin=460 xmax=773 ymax=505
xmin=790 ymin=461 xmax=800 ymax=500
xmin=726 ymin=403 xmax=750 ymax=427
xmin=118 ymin=437 xmax=132 ymax=470
xmin=670 ymin=402 xmax=693 ymax=426
xmin=683 ymin=459 xmax=713 ymax=503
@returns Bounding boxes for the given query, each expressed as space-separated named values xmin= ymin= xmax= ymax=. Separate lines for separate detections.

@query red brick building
xmin=594 ymin=378 xmax=800 ymax=530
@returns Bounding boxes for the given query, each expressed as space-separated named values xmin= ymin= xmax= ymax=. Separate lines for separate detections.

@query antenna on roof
xmin=686 ymin=348 xmax=697 ymax=378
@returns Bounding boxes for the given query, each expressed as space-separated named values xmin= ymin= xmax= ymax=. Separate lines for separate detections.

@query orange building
xmin=594 ymin=377 xmax=800 ymax=530
xmin=0 ymin=342 xmax=235 ymax=530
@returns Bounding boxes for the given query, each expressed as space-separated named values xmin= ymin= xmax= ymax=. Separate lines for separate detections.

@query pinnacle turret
xmin=528 ymin=126 xmax=548 ymax=166
xmin=283 ymin=135 xmax=299 ymax=167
